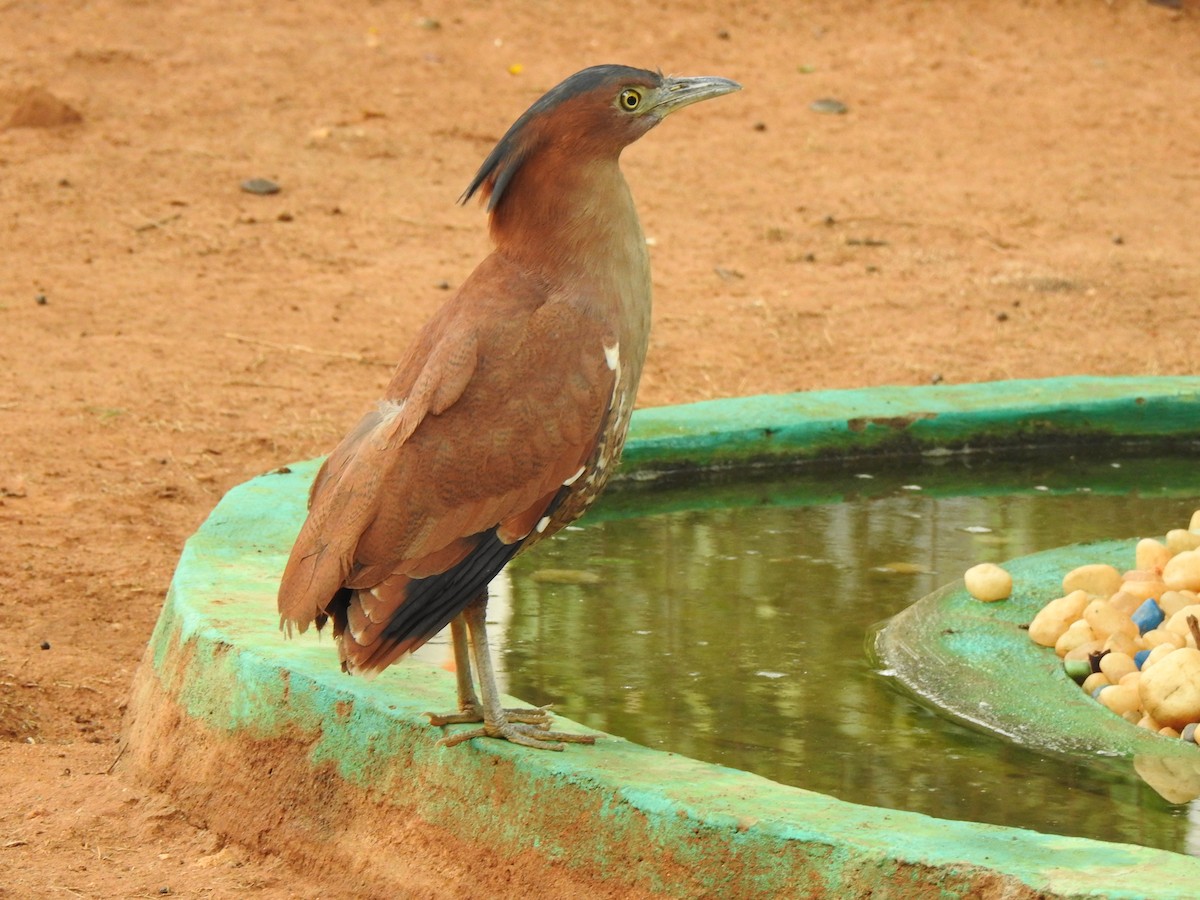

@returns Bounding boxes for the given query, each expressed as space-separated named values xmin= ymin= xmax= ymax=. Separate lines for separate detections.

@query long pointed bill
xmin=651 ymin=75 xmax=742 ymax=118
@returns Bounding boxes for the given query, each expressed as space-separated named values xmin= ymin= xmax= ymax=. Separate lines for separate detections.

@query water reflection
xmin=496 ymin=453 xmax=1200 ymax=854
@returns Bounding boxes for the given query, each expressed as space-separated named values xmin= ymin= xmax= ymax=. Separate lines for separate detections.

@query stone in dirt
xmin=4 ymin=87 xmax=83 ymax=129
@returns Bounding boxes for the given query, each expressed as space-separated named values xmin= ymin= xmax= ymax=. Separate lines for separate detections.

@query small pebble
xmin=1183 ymin=723 xmax=1198 ymax=743
xmin=1060 ymin=564 xmax=1123 ymax=600
xmin=4 ymin=87 xmax=82 ymax=129
xmin=1139 ymin=646 xmax=1200 ymax=729
xmin=1135 ymin=648 xmax=1152 ymax=669
xmin=1055 ymin=618 xmax=1098 ymax=657
xmin=1136 ymin=538 xmax=1172 ymax=573
xmin=1098 ymin=683 xmax=1140 ymax=716
xmin=1099 ymin=651 xmax=1137 ymax=682
xmin=1166 ymin=529 xmax=1200 ymax=554
xmin=1131 ymin=598 xmax=1165 ymax=634
xmin=810 ymin=98 xmax=848 ymax=115
xmin=240 ymin=177 xmax=281 ymax=196
xmin=963 ymin=562 xmax=1012 ymax=603
xmin=1063 ymin=658 xmax=1091 ymax=683
xmin=1164 ymin=550 xmax=1200 ymax=592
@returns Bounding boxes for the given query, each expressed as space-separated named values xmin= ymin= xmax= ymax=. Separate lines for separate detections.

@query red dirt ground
xmin=1 ymin=0 xmax=1197 ymax=896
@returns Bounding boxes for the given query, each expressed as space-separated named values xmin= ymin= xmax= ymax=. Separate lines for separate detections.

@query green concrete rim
xmin=131 ymin=376 xmax=1200 ymax=897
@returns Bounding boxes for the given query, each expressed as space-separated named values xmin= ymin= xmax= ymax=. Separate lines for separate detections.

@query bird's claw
xmin=425 ymin=702 xmax=553 ymax=727
xmin=436 ymin=720 xmax=596 ymax=751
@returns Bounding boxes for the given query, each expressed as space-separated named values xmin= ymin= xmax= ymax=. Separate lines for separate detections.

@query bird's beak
xmin=651 ymin=75 xmax=742 ymax=118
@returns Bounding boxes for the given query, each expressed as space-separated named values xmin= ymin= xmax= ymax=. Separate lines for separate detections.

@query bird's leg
xmin=438 ymin=599 xmax=595 ymax=751
xmin=424 ymin=616 xmax=484 ymax=725
xmin=424 ymin=597 xmax=551 ymax=729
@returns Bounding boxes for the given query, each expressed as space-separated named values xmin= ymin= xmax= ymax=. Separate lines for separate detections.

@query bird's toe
xmin=426 ymin=702 xmax=553 ymax=727
xmin=425 ymin=701 xmax=486 ymax=726
xmin=435 ymin=718 xmax=596 ymax=750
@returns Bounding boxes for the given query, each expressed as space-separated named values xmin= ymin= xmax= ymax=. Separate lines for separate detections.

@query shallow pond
xmin=496 ymin=452 xmax=1200 ymax=854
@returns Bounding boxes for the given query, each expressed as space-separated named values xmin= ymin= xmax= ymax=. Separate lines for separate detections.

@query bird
xmin=277 ymin=64 xmax=740 ymax=750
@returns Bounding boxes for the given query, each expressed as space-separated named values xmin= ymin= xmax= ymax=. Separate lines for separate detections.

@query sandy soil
xmin=1 ymin=0 xmax=1197 ymax=896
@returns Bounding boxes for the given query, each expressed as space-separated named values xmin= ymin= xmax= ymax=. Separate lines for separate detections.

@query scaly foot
xmin=437 ymin=718 xmax=596 ymax=751
xmin=425 ymin=701 xmax=552 ymax=727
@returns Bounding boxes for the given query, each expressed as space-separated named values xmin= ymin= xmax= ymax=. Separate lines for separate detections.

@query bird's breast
xmin=540 ymin=336 xmax=638 ymax=534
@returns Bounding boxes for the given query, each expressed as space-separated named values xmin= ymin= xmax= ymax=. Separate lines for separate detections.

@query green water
xmin=502 ymin=452 xmax=1200 ymax=855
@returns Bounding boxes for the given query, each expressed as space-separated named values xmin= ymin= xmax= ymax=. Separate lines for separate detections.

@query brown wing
xmin=277 ymin=252 xmax=616 ymax=673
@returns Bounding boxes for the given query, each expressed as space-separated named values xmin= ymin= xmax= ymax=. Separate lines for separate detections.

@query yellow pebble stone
xmin=1160 ymin=590 xmax=1199 ymax=617
xmin=1103 ymin=632 xmax=1141 ymax=656
xmin=1144 ymin=628 xmax=1184 ymax=649
xmin=1082 ymin=671 xmax=1110 ymax=694
xmin=1063 ymin=639 xmax=1104 ymax=662
xmin=1029 ymin=590 xmax=1090 ymax=647
xmin=1164 ymin=604 xmax=1200 ymax=645
xmin=1143 ymin=644 xmax=1176 ymax=669
xmin=1136 ymin=538 xmax=1172 ymax=574
xmin=1083 ymin=599 xmax=1138 ymax=640
xmin=1099 ymin=651 xmax=1137 ymax=682
xmin=1167 ymin=529 xmax=1200 ymax=554
xmin=963 ymin=563 xmax=1012 ymax=602
xmin=1062 ymin=563 xmax=1122 ymax=597
xmin=1107 ymin=591 xmax=1143 ymax=617
xmin=1139 ymin=647 xmax=1200 ymax=730
xmin=1055 ymin=619 xmax=1098 ymax=657
xmin=1120 ymin=578 xmax=1169 ymax=603
xmin=1164 ymin=551 xmax=1200 ymax=593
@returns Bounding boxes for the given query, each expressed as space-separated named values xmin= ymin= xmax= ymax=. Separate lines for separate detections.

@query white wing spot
xmin=604 ymin=342 xmax=620 ymax=371
xmin=563 ymin=466 xmax=586 ymax=487
xmin=536 ymin=516 xmax=552 ymax=533
xmin=370 ymin=399 xmax=408 ymax=449
xmin=376 ymin=399 xmax=405 ymax=422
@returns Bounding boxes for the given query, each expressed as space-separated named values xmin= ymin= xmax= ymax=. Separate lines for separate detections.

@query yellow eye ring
xmin=619 ymin=89 xmax=642 ymax=111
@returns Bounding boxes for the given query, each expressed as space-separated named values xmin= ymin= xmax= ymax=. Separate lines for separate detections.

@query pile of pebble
xmin=1021 ymin=511 xmax=1200 ymax=740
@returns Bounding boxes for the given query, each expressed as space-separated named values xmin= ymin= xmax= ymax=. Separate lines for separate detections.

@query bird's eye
xmin=618 ymin=89 xmax=642 ymax=111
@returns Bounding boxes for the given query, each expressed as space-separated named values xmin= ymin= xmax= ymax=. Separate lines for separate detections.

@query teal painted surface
xmin=136 ymin=378 xmax=1200 ymax=897
xmin=621 ymin=375 xmax=1200 ymax=472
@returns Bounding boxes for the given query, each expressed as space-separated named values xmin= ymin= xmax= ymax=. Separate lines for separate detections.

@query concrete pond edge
xmin=119 ymin=376 xmax=1200 ymax=897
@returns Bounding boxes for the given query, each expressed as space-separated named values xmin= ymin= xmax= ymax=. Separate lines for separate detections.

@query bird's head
xmin=462 ymin=65 xmax=741 ymax=213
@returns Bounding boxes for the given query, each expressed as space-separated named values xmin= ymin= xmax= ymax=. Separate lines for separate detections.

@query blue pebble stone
xmin=1183 ymin=723 xmax=1199 ymax=743
xmin=1135 ymin=649 xmax=1152 ymax=669
xmin=1131 ymin=598 xmax=1165 ymax=634
xmin=1091 ymin=685 xmax=1110 ymax=700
